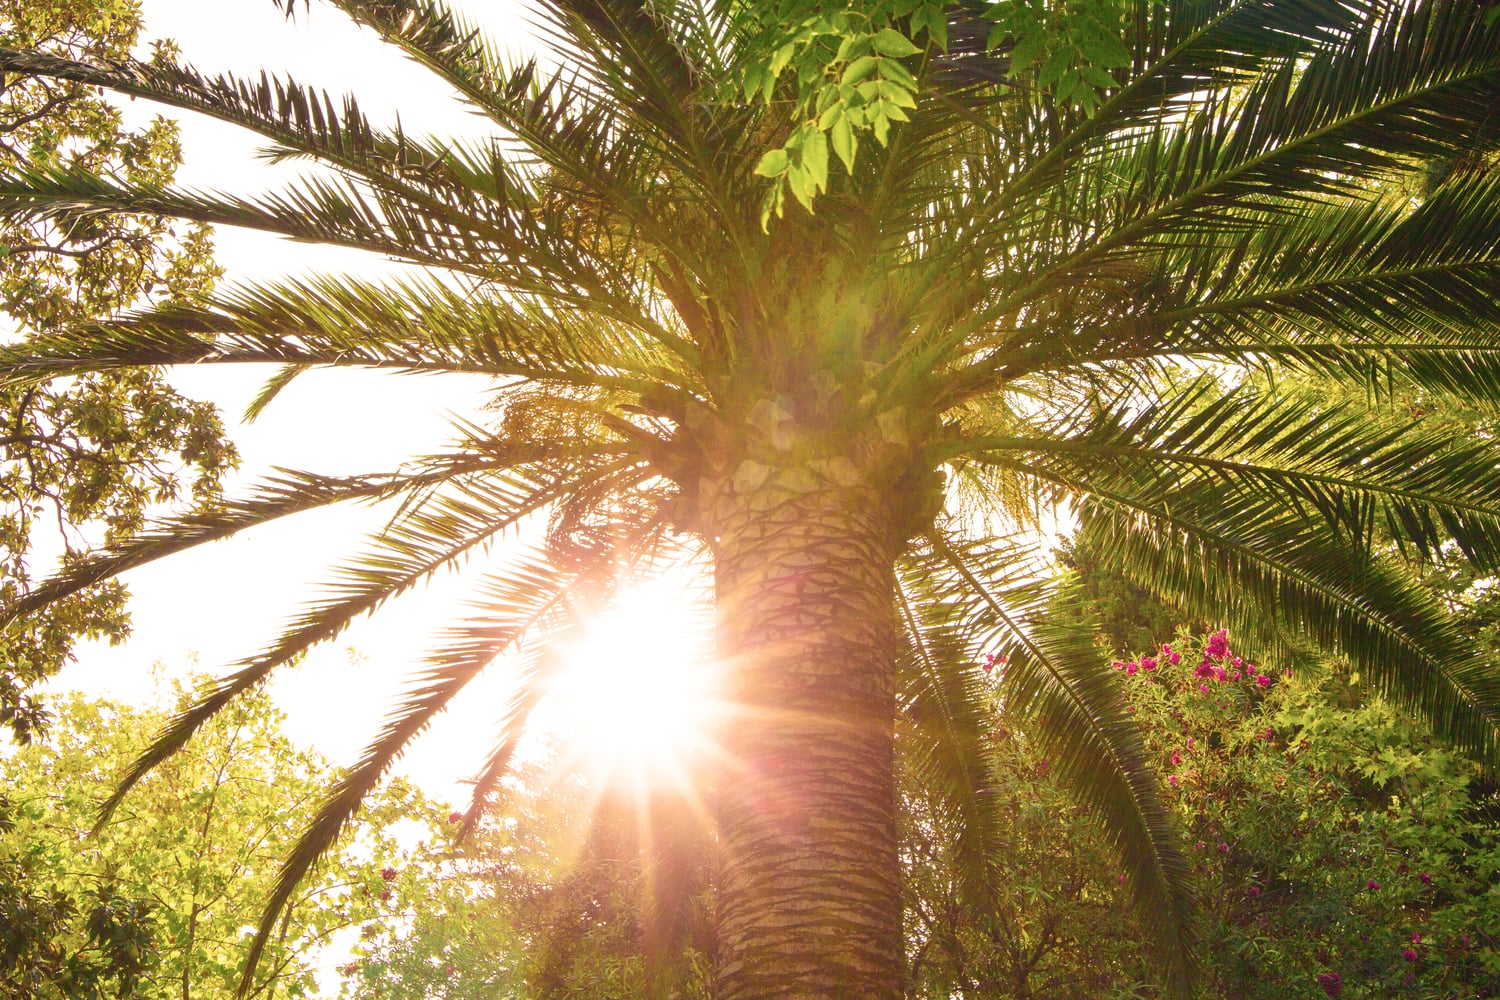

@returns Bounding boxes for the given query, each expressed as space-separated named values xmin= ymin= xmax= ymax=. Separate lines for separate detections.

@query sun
xmin=539 ymin=575 xmax=721 ymax=796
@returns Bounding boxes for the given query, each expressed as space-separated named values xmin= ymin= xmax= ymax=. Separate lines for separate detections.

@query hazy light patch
xmin=531 ymin=572 xmax=720 ymax=801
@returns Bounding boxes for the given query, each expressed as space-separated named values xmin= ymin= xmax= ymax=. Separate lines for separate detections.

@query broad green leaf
xmin=841 ymin=55 xmax=878 ymax=86
xmin=830 ymin=114 xmax=856 ymax=171
xmin=754 ymin=148 xmax=790 ymax=177
xmin=873 ymin=27 xmax=922 ymax=58
xmin=802 ymin=128 xmax=829 ymax=190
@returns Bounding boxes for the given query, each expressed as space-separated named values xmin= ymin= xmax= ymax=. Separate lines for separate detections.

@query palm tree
xmin=3 ymin=0 xmax=1500 ymax=996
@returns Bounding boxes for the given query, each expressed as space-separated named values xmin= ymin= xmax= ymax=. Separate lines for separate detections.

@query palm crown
xmin=3 ymin=0 xmax=1500 ymax=996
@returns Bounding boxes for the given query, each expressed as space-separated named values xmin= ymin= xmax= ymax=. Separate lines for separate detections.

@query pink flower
xmin=1228 ymin=671 xmax=1241 ymax=682
xmin=1263 ymin=727 xmax=1275 ymax=740
xmin=447 ymin=811 xmax=463 ymax=824
xmin=1219 ymin=842 xmax=1229 ymax=853
xmin=1140 ymin=655 xmax=1157 ymax=671
xmin=1169 ymin=651 xmax=1181 ymax=665
xmin=1461 ymin=934 xmax=1471 ymax=948
xmin=1117 ymin=873 xmax=1128 ymax=884
xmin=1316 ymin=971 xmax=1342 ymax=998
xmin=1194 ymin=841 xmax=1206 ymax=851
xmin=1161 ymin=643 xmax=1173 ymax=654
xmin=1366 ymin=880 xmax=1380 ymax=890
xmin=1112 ymin=660 xmax=1126 ymax=670
xmin=1419 ymin=872 xmax=1432 ymax=885
xmin=1246 ymin=885 xmax=1260 ymax=898
xmin=380 ymin=866 xmax=397 ymax=881
xmin=1412 ymin=933 xmax=1422 ymax=944
xmin=1255 ymin=674 xmax=1272 ymax=687
xmin=1198 ymin=684 xmax=1210 ymax=693
xmin=1402 ymin=948 xmax=1418 ymax=962
xmin=1168 ymin=774 xmax=1180 ymax=786
xmin=1206 ymin=629 xmax=1230 ymax=659
xmin=1126 ymin=662 xmax=1139 ymax=676
xmin=1214 ymin=667 xmax=1227 ymax=682
xmin=1195 ymin=660 xmax=1215 ymax=678
xmin=1125 ymin=704 xmax=1136 ymax=713
xmin=379 ymin=888 xmax=392 ymax=902
xmin=1170 ymin=752 xmax=1182 ymax=765
xmin=1186 ymin=738 xmax=1195 ymax=749
xmin=1232 ymin=657 xmax=1243 ymax=667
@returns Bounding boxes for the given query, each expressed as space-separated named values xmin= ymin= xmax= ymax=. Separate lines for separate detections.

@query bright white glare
xmin=541 ymin=577 xmax=719 ymax=794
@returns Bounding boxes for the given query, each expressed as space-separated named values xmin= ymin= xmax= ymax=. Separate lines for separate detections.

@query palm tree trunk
xmin=705 ymin=458 xmax=905 ymax=1000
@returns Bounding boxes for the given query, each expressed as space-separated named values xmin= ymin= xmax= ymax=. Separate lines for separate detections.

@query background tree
xmin=341 ymin=760 xmax=714 ymax=1000
xmin=0 ymin=0 xmax=234 ymax=743
xmin=2 ymin=2 xmax=1500 ymax=998
xmin=0 ymin=676 xmax=444 ymax=999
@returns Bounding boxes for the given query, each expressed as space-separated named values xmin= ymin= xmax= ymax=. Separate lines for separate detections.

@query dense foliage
xmin=0 ymin=679 xmax=442 ymax=999
xmin=0 ymin=0 xmax=234 ymax=743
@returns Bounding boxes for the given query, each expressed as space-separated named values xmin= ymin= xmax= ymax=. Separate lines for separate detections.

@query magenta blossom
xmin=1206 ymin=629 xmax=1230 ymax=658
xmin=1170 ymin=751 xmax=1182 ymax=765
xmin=1126 ymin=661 xmax=1139 ymax=676
xmin=380 ymin=866 xmax=397 ymax=881
xmin=1140 ymin=655 xmax=1157 ymax=671
xmin=1168 ymin=774 xmax=1180 ymax=786
xmin=1402 ymin=948 xmax=1418 ymax=962
xmin=1412 ymin=933 xmax=1422 ymax=944
xmin=1246 ymin=885 xmax=1260 ymax=898
xmin=1198 ymin=683 xmax=1211 ymax=693
xmin=447 ymin=811 xmax=463 ymax=824
xmin=1255 ymin=674 xmax=1272 ymax=687
xmin=1419 ymin=872 xmax=1433 ymax=885
xmin=1168 ymin=651 xmax=1181 ymax=665
xmin=1316 ymin=972 xmax=1342 ymax=998
xmin=1366 ymin=879 xmax=1380 ymax=890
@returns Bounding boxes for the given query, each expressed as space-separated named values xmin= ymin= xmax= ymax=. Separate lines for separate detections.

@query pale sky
xmin=54 ymin=0 xmax=546 ymax=805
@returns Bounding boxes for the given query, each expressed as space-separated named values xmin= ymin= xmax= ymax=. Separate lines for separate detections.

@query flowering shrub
xmin=1113 ymin=628 xmax=1500 ymax=999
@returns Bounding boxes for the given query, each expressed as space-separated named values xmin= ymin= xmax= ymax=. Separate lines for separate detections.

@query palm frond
xmin=93 ymin=456 xmax=635 ymax=830
xmin=985 ymin=448 xmax=1500 ymax=766
xmin=948 ymin=379 xmax=1500 ymax=568
xmin=1086 ymin=484 xmax=1500 ymax=765
xmin=924 ymin=531 xmax=1197 ymax=997
xmin=0 ymin=274 xmax=688 ymax=390
xmin=237 ymin=543 xmax=613 ymax=996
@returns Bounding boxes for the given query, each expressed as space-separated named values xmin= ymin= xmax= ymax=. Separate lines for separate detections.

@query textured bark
xmin=704 ymin=456 xmax=905 ymax=1000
